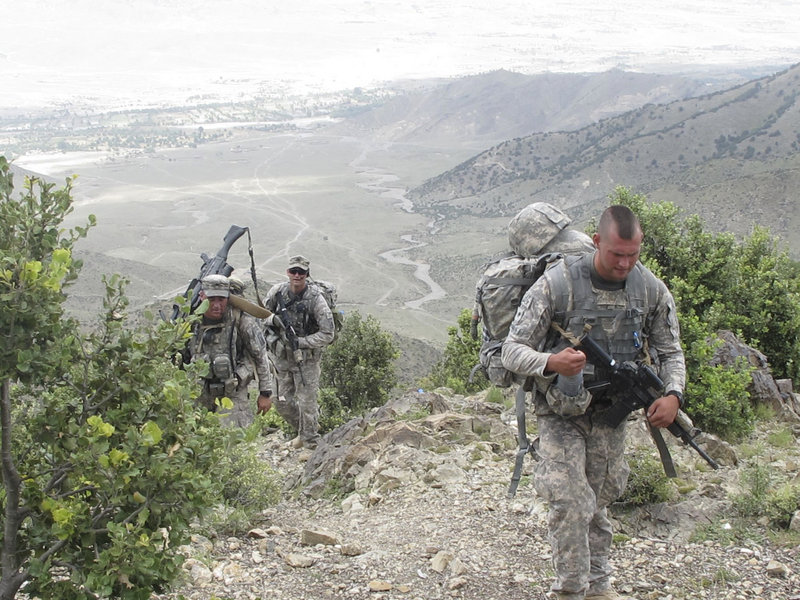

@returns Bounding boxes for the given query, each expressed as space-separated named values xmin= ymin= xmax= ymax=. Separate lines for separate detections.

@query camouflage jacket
xmin=264 ymin=282 xmax=334 ymax=362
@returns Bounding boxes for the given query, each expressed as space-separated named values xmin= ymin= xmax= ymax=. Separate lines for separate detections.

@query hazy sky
xmin=2 ymin=0 xmax=800 ymax=109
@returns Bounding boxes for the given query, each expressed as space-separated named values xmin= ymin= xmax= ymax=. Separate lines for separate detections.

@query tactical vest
xmin=550 ymin=254 xmax=658 ymax=385
xmin=190 ymin=311 xmax=241 ymax=396
xmin=278 ymin=284 xmax=320 ymax=337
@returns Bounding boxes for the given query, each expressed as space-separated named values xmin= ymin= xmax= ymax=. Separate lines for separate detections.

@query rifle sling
xmin=647 ymin=419 xmax=678 ymax=478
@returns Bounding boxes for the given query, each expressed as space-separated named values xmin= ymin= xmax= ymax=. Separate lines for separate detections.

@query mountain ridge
xmin=406 ymin=63 xmax=800 ymax=257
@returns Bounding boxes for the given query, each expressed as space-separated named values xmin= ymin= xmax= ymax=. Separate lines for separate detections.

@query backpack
xmin=307 ymin=278 xmax=344 ymax=340
xmin=471 ymin=253 xmax=561 ymax=387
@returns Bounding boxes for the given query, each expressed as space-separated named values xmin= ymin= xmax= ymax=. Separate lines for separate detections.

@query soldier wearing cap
xmin=186 ymin=274 xmax=274 ymax=427
xmin=264 ymin=255 xmax=335 ymax=449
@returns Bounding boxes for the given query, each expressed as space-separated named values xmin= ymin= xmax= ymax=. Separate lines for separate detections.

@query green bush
xmin=319 ymin=311 xmax=399 ymax=431
xmin=766 ymin=483 xmax=800 ymax=529
xmin=0 ymin=157 xmax=229 ymax=600
xmin=732 ymin=462 xmax=772 ymax=517
xmin=611 ymin=187 xmax=800 ymax=441
xmin=618 ymin=447 xmax=675 ymax=506
xmin=207 ymin=432 xmax=281 ymax=533
xmin=420 ymin=309 xmax=488 ymax=394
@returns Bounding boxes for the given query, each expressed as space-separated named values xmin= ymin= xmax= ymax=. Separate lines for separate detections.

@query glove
xmin=293 ymin=348 xmax=304 ymax=364
xmin=268 ymin=314 xmax=286 ymax=334
xmin=469 ymin=318 xmax=479 ymax=340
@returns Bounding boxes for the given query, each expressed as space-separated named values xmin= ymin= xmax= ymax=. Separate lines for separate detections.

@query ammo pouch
xmin=479 ymin=340 xmax=515 ymax=388
xmin=544 ymin=384 xmax=591 ymax=417
xmin=206 ymin=355 xmax=237 ymax=398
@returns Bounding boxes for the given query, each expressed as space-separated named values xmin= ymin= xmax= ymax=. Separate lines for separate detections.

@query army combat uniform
xmin=501 ymin=253 xmax=685 ymax=599
xmin=188 ymin=299 xmax=274 ymax=428
xmin=264 ymin=279 xmax=334 ymax=446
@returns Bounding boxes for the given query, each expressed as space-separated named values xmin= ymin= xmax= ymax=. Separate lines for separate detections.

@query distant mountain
xmin=336 ymin=68 xmax=745 ymax=149
xmin=407 ymin=63 xmax=800 ymax=257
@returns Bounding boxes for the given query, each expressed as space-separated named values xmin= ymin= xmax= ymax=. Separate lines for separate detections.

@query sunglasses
xmin=288 ymin=268 xmax=308 ymax=276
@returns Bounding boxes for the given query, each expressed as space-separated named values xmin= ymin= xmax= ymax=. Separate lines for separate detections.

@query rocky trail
xmin=155 ymin=386 xmax=800 ymax=600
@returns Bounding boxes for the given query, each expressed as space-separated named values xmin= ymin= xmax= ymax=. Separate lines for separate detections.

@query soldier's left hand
xmin=647 ymin=394 xmax=680 ymax=428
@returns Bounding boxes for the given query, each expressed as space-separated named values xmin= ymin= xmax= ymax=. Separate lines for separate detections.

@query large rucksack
xmin=470 ymin=202 xmax=596 ymax=387
xmin=471 ymin=252 xmax=561 ymax=387
xmin=307 ymin=277 xmax=344 ymax=340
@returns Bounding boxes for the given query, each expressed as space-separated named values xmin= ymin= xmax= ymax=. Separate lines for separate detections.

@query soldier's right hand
xmin=545 ymin=347 xmax=586 ymax=377
xmin=293 ymin=348 xmax=304 ymax=364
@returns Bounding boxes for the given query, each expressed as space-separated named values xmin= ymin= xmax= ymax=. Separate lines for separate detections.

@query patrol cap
xmin=201 ymin=274 xmax=230 ymax=298
xmin=288 ymin=255 xmax=310 ymax=271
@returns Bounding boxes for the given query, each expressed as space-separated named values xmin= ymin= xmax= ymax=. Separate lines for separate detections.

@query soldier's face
xmin=204 ymin=295 xmax=228 ymax=320
xmin=287 ymin=267 xmax=308 ymax=292
xmin=593 ymin=225 xmax=642 ymax=282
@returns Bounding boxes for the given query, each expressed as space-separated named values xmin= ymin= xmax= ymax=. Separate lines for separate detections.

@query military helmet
xmin=508 ymin=202 xmax=571 ymax=258
xmin=540 ymin=228 xmax=596 ymax=255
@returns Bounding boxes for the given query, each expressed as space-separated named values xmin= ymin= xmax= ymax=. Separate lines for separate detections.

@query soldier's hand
xmin=293 ymin=349 xmax=304 ymax=364
xmin=545 ymin=347 xmax=586 ymax=377
xmin=269 ymin=314 xmax=286 ymax=334
xmin=647 ymin=394 xmax=680 ymax=428
xmin=256 ymin=392 xmax=272 ymax=415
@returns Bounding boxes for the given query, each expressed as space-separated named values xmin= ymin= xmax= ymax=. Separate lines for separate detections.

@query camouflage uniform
xmin=501 ymin=253 xmax=685 ymax=599
xmin=188 ymin=300 xmax=274 ymax=428
xmin=265 ymin=280 xmax=334 ymax=445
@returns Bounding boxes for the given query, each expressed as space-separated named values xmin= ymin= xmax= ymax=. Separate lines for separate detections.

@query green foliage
xmin=731 ymin=462 xmax=772 ymax=518
xmin=610 ymin=186 xmax=800 ymax=439
xmin=0 ymin=158 xmax=230 ymax=599
xmin=732 ymin=462 xmax=800 ymax=530
xmin=618 ymin=447 xmax=676 ymax=506
xmin=206 ymin=431 xmax=281 ymax=534
xmin=420 ymin=309 xmax=488 ymax=394
xmin=319 ymin=311 xmax=399 ymax=431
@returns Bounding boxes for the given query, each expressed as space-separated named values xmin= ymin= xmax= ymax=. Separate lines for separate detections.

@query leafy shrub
xmin=420 ymin=308 xmax=488 ymax=394
xmin=618 ymin=446 xmax=675 ymax=506
xmin=319 ymin=311 xmax=399 ymax=431
xmin=765 ymin=483 xmax=800 ymax=529
xmin=731 ymin=462 xmax=772 ymax=517
xmin=0 ymin=158 xmax=233 ymax=600
xmin=611 ymin=187 xmax=800 ymax=441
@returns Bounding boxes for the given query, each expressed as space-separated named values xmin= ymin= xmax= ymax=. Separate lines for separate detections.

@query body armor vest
xmin=550 ymin=254 xmax=656 ymax=385
xmin=279 ymin=285 xmax=319 ymax=337
xmin=190 ymin=312 xmax=241 ymax=396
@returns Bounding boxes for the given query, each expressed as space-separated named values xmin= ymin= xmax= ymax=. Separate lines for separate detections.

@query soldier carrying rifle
xmin=502 ymin=205 xmax=685 ymax=600
xmin=264 ymin=256 xmax=335 ymax=450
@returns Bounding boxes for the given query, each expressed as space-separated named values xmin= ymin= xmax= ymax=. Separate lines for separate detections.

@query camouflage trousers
xmin=272 ymin=359 xmax=321 ymax=444
xmin=533 ymin=413 xmax=630 ymax=598
xmin=197 ymin=381 xmax=256 ymax=428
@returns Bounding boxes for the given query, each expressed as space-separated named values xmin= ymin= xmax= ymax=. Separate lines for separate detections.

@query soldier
xmin=187 ymin=274 xmax=274 ymax=427
xmin=264 ymin=255 xmax=335 ymax=449
xmin=501 ymin=205 xmax=685 ymax=600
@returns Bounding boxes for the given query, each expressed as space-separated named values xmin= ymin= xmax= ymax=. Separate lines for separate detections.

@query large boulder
xmin=711 ymin=330 xmax=800 ymax=423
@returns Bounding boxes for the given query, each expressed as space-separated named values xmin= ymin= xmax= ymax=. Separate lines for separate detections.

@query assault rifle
xmin=276 ymin=292 xmax=306 ymax=385
xmin=170 ymin=225 xmax=248 ymax=321
xmin=575 ymin=334 xmax=719 ymax=470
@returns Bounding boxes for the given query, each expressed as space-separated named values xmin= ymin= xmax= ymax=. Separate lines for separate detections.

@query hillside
xmin=407 ymin=63 xmax=800 ymax=258
xmin=152 ymin=388 xmax=800 ymax=600
xmin=332 ymin=69 xmax=743 ymax=149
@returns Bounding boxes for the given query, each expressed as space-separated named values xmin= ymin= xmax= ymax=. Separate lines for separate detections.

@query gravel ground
xmin=155 ymin=421 xmax=800 ymax=600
